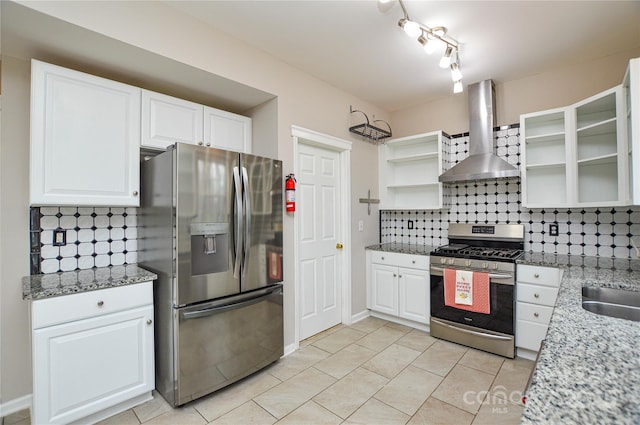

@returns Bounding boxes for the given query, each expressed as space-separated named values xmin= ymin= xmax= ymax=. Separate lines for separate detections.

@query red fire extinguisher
xmin=285 ymin=174 xmax=296 ymax=212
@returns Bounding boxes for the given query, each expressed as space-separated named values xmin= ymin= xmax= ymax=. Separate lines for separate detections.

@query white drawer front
xmin=517 ymin=301 xmax=554 ymax=325
xmin=517 ymin=264 xmax=562 ymax=287
xmin=370 ymin=251 xmax=428 ymax=269
xmin=516 ymin=320 xmax=548 ymax=352
xmin=32 ymin=281 xmax=153 ymax=329
xmin=517 ymin=283 xmax=559 ymax=307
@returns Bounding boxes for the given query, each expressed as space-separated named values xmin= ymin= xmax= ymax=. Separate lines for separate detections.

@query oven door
xmin=429 ymin=268 xmax=514 ymax=336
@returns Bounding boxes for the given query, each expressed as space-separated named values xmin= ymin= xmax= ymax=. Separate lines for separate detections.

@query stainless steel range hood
xmin=439 ymin=80 xmax=519 ymax=183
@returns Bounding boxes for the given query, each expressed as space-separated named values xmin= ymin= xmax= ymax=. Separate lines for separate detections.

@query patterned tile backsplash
xmin=380 ymin=125 xmax=640 ymax=259
xmin=30 ymin=206 xmax=138 ymax=274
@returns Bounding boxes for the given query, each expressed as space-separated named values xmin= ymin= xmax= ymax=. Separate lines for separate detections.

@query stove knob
xmin=465 ymin=260 xmax=471 ymax=267
xmin=482 ymin=262 xmax=488 ymax=269
xmin=492 ymin=263 xmax=498 ymax=270
xmin=448 ymin=258 xmax=455 ymax=265
xmin=440 ymin=258 xmax=447 ymax=264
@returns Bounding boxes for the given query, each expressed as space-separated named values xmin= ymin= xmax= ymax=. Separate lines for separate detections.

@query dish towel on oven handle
xmin=444 ymin=268 xmax=491 ymax=314
xmin=454 ymin=270 xmax=473 ymax=305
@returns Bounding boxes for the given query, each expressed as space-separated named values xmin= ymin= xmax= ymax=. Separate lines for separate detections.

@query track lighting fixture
xmin=380 ymin=0 xmax=463 ymax=93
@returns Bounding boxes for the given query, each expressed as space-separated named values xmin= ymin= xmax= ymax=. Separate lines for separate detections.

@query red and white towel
xmin=444 ymin=268 xmax=490 ymax=314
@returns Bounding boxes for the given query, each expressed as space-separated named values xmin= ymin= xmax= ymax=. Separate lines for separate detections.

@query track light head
xmin=439 ymin=45 xmax=453 ymax=68
xmin=417 ymin=33 xmax=435 ymax=55
xmin=450 ymin=62 xmax=463 ymax=81
xmin=398 ymin=18 xmax=421 ymax=38
xmin=453 ymin=80 xmax=463 ymax=94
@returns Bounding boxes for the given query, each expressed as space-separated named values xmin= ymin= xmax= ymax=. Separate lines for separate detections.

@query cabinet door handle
xmin=147 ymin=319 xmax=153 ymax=325
xmin=133 ymin=191 xmax=139 ymax=196
xmin=381 ymin=256 xmax=385 ymax=260
xmin=393 ymin=274 xmax=397 ymax=277
xmin=534 ymin=293 xmax=540 ymax=298
xmin=198 ymin=141 xmax=203 ymax=146
xmin=398 ymin=275 xmax=402 ymax=278
xmin=206 ymin=142 xmax=211 ymax=147
xmin=97 ymin=300 xmax=104 ymax=307
xmin=534 ymin=273 xmax=540 ymax=278
xmin=533 ymin=312 xmax=539 ymax=318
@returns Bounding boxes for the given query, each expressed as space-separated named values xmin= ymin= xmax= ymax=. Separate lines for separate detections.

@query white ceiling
xmin=165 ymin=0 xmax=640 ymax=112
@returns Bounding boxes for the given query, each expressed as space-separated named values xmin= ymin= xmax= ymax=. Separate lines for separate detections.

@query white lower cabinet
xmin=367 ymin=250 xmax=430 ymax=326
xmin=32 ymin=282 xmax=154 ymax=425
xmin=516 ymin=264 xmax=563 ymax=357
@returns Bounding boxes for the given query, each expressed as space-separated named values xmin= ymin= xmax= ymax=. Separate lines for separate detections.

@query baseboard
xmin=283 ymin=342 xmax=297 ymax=357
xmin=516 ymin=347 xmax=539 ymax=361
xmin=369 ymin=311 xmax=429 ymax=332
xmin=350 ymin=309 xmax=370 ymax=324
xmin=0 ymin=393 xmax=32 ymax=419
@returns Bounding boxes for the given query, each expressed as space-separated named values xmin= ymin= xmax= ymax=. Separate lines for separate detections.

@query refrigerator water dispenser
xmin=190 ymin=222 xmax=229 ymax=276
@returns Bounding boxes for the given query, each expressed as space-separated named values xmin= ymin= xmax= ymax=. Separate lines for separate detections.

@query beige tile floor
xmin=2 ymin=317 xmax=533 ymax=425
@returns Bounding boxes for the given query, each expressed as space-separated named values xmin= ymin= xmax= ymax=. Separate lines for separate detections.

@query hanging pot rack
xmin=349 ymin=106 xmax=392 ymax=143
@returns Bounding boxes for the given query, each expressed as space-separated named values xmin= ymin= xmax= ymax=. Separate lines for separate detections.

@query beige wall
xmin=1 ymin=1 xmax=385 ymax=402
xmin=1 ymin=56 xmax=32 ymax=403
xmin=392 ymin=48 xmax=640 ymax=137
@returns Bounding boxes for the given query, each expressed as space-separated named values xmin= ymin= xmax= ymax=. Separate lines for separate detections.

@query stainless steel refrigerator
xmin=139 ymin=143 xmax=283 ymax=407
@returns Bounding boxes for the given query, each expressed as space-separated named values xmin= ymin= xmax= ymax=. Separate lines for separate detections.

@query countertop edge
xmin=22 ymin=264 xmax=158 ymax=301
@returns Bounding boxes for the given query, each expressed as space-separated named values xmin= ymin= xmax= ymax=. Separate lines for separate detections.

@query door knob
xmin=336 ymin=243 xmax=343 ymax=249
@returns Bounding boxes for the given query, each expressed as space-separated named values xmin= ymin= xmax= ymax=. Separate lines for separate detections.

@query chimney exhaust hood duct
xmin=438 ymin=80 xmax=519 ymax=183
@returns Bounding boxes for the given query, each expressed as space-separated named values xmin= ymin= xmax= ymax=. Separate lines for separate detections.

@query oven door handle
xmin=429 ymin=266 xmax=513 ymax=280
xmin=431 ymin=318 xmax=513 ymax=341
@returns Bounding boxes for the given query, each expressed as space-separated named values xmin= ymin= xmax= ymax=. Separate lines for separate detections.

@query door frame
xmin=291 ymin=125 xmax=352 ymax=348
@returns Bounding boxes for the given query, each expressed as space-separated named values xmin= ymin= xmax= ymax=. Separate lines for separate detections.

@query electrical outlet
xmin=53 ymin=229 xmax=66 ymax=246
xmin=358 ymin=220 xmax=364 ymax=232
xmin=549 ymin=223 xmax=559 ymax=237
xmin=407 ymin=220 xmax=414 ymax=230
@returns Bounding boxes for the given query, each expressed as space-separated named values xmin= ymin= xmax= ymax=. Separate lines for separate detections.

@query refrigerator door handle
xmin=241 ymin=166 xmax=252 ymax=274
xmin=232 ymin=166 xmax=243 ymax=278
xmin=180 ymin=286 xmax=282 ymax=320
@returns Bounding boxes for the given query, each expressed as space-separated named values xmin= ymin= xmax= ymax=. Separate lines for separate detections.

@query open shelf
xmin=523 ymin=111 xmax=565 ymax=137
xmin=576 ymin=153 xmax=617 ymax=166
xmin=379 ymin=131 xmax=449 ymax=210
xmin=387 ymin=152 xmax=439 ymax=163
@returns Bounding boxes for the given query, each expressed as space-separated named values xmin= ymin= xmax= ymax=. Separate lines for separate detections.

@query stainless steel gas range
xmin=429 ymin=223 xmax=524 ymax=358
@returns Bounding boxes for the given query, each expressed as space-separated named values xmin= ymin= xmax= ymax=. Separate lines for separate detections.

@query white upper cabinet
xmin=521 ymin=86 xmax=627 ymax=208
xmin=141 ymin=90 xmax=252 ymax=153
xmin=624 ymin=57 xmax=640 ymax=204
xmin=378 ymin=131 xmax=450 ymax=210
xmin=141 ymin=90 xmax=203 ymax=150
xmin=204 ymin=107 xmax=252 ymax=153
xmin=30 ymin=60 xmax=141 ymax=206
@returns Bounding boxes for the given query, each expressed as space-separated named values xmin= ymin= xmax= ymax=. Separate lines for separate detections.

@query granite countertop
xmin=517 ymin=252 xmax=640 ymax=424
xmin=365 ymin=242 xmax=437 ymax=256
xmin=22 ymin=264 xmax=158 ymax=301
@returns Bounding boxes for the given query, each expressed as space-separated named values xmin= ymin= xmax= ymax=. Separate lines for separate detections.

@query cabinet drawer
xmin=517 ymin=302 xmax=554 ymax=325
xmin=32 ymin=281 xmax=153 ymax=329
xmin=516 ymin=320 xmax=548 ymax=352
xmin=517 ymin=265 xmax=562 ymax=287
xmin=517 ymin=283 xmax=559 ymax=307
xmin=370 ymin=251 xmax=428 ymax=269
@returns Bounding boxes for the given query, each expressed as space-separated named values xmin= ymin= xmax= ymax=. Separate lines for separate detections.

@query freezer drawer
xmin=171 ymin=285 xmax=283 ymax=406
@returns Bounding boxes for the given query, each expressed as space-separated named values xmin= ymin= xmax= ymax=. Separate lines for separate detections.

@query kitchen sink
xmin=582 ymin=286 xmax=640 ymax=322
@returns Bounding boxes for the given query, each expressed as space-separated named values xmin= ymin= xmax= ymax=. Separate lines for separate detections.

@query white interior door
xmin=298 ymin=142 xmax=343 ymax=340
